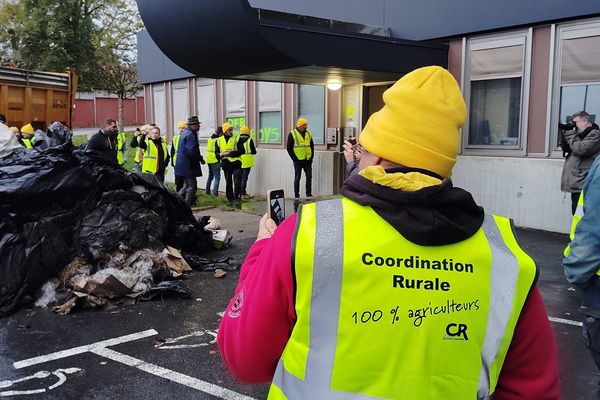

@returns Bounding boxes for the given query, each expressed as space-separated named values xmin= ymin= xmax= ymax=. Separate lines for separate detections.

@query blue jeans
xmin=206 ymin=162 xmax=221 ymax=196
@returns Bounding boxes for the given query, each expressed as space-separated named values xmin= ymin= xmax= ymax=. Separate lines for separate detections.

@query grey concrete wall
xmin=195 ymin=147 xmax=335 ymax=198
xmin=452 ymin=156 xmax=571 ymax=233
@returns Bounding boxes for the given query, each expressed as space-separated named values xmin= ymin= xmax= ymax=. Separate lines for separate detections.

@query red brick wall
xmin=72 ymin=94 xmax=145 ymax=129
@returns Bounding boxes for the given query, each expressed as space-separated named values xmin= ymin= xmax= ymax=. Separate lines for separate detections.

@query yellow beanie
xmin=240 ymin=126 xmax=249 ymax=134
xmin=177 ymin=120 xmax=187 ymax=129
xmin=222 ymin=122 xmax=233 ymax=132
xmin=359 ymin=66 xmax=466 ymax=178
xmin=21 ymin=124 xmax=34 ymax=135
xmin=296 ymin=117 xmax=308 ymax=128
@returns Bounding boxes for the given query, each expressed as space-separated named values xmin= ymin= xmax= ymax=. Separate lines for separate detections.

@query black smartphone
xmin=267 ymin=189 xmax=286 ymax=226
xmin=347 ymin=137 xmax=357 ymax=146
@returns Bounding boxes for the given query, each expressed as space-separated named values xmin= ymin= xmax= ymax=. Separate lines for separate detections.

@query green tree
xmin=0 ymin=0 xmax=25 ymax=65
xmin=0 ymin=0 xmax=143 ymax=91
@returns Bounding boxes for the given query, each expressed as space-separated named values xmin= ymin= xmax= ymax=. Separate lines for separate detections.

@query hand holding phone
xmin=267 ymin=189 xmax=286 ymax=226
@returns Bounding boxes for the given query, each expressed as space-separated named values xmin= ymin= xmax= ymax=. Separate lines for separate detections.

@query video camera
xmin=558 ymin=121 xmax=575 ymax=157
xmin=559 ymin=122 xmax=576 ymax=131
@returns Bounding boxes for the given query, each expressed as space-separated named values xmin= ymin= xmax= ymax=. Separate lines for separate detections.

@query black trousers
xmin=293 ymin=160 xmax=312 ymax=198
xmin=572 ymin=192 xmax=581 ymax=215
xmin=223 ymin=168 xmax=242 ymax=201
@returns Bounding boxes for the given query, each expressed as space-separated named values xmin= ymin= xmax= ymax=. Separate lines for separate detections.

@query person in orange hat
xmin=287 ymin=117 xmax=314 ymax=198
xmin=218 ymin=66 xmax=559 ymax=399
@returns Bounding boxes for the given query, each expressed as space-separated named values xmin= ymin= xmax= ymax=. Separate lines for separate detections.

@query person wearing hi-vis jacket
xmin=217 ymin=66 xmax=559 ymax=400
xmin=287 ymin=117 xmax=314 ymax=198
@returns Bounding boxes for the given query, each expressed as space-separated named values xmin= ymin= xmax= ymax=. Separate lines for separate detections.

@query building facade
xmin=136 ymin=0 xmax=600 ymax=233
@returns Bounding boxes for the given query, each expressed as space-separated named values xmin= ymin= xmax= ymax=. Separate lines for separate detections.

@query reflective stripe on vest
xmin=291 ymin=129 xmax=312 ymax=160
xmin=116 ymin=132 xmax=126 ymax=165
xmin=206 ymin=137 xmax=218 ymax=164
xmin=218 ymin=136 xmax=241 ymax=163
xmin=270 ymin=198 xmax=536 ymax=400
xmin=172 ymin=134 xmax=181 ymax=166
xmin=142 ymin=140 xmax=169 ymax=174
xmin=241 ymin=138 xmax=254 ymax=168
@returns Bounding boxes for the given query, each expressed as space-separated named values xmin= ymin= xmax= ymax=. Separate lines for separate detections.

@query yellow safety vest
xmin=134 ymin=136 xmax=143 ymax=164
xmin=116 ymin=132 xmax=126 ymax=166
xmin=290 ymin=129 xmax=312 ymax=160
xmin=142 ymin=140 xmax=169 ymax=175
xmin=269 ymin=198 xmax=537 ymax=400
xmin=172 ymin=133 xmax=181 ymax=166
xmin=21 ymin=137 xmax=34 ymax=149
xmin=206 ymin=137 xmax=218 ymax=164
xmin=241 ymin=137 xmax=255 ymax=168
xmin=218 ymin=136 xmax=241 ymax=163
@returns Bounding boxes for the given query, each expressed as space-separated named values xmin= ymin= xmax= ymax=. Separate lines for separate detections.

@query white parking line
xmin=11 ymin=328 xmax=255 ymax=400
xmin=91 ymin=347 xmax=254 ymax=400
xmin=548 ymin=316 xmax=583 ymax=327
xmin=13 ymin=329 xmax=158 ymax=369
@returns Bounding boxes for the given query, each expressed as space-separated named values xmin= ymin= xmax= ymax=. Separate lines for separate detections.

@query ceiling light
xmin=326 ymin=82 xmax=342 ymax=91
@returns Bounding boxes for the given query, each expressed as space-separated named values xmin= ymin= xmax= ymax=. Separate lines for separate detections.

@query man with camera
xmin=560 ymin=111 xmax=600 ymax=215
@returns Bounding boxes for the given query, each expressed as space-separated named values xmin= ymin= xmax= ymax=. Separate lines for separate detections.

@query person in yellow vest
xmin=218 ymin=66 xmax=559 ymax=399
xmin=205 ymin=126 xmax=223 ymax=196
xmin=19 ymin=123 xmax=36 ymax=149
xmin=115 ymin=122 xmax=127 ymax=167
xmin=172 ymin=120 xmax=187 ymax=192
xmin=564 ymin=154 xmax=600 ymax=374
xmin=130 ymin=125 xmax=150 ymax=173
xmin=216 ymin=122 xmax=244 ymax=207
xmin=287 ymin=117 xmax=314 ymax=198
xmin=139 ymin=126 xmax=170 ymax=183
xmin=238 ymin=125 xmax=257 ymax=197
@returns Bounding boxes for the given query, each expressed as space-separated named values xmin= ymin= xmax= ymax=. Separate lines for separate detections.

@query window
xmin=225 ymin=80 xmax=246 ymax=136
xmin=172 ymin=80 xmax=189 ymax=137
xmin=297 ymin=84 xmax=325 ymax=145
xmin=196 ymin=80 xmax=215 ymax=139
xmin=464 ymin=32 xmax=530 ymax=150
xmin=258 ymin=82 xmax=282 ymax=144
xmin=152 ymin=84 xmax=166 ymax=134
xmin=553 ymin=21 xmax=600 ymax=150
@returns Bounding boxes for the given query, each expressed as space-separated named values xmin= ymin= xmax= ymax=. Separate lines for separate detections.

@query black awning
xmin=136 ymin=0 xmax=448 ymax=85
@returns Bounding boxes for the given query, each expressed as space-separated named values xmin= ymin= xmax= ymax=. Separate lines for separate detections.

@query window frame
xmin=256 ymin=81 xmax=284 ymax=147
xmin=549 ymin=18 xmax=600 ymax=158
xmin=195 ymin=78 xmax=216 ymax=141
xmin=461 ymin=29 xmax=532 ymax=156
xmin=224 ymin=79 xmax=247 ymax=137
xmin=294 ymin=83 xmax=327 ymax=149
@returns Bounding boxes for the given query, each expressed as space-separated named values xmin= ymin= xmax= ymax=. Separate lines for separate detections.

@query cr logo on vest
xmin=444 ymin=323 xmax=469 ymax=340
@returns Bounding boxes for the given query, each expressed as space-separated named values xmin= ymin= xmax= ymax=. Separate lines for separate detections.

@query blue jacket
xmin=174 ymin=128 xmax=203 ymax=177
xmin=564 ymin=155 xmax=600 ymax=287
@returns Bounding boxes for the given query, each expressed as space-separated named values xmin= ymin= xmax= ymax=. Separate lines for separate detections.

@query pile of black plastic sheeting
xmin=0 ymin=122 xmax=211 ymax=316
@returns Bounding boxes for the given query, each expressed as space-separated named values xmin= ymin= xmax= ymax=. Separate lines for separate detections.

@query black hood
xmin=340 ymin=167 xmax=484 ymax=246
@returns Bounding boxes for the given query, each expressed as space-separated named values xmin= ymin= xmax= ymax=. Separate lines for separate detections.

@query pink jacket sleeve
xmin=217 ymin=214 xmax=298 ymax=383
xmin=218 ymin=216 xmax=560 ymax=397
xmin=494 ymin=286 xmax=560 ymax=399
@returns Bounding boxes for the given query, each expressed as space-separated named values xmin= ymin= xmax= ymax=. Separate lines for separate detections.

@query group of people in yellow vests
xmin=128 ymin=120 xmax=257 ymax=207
